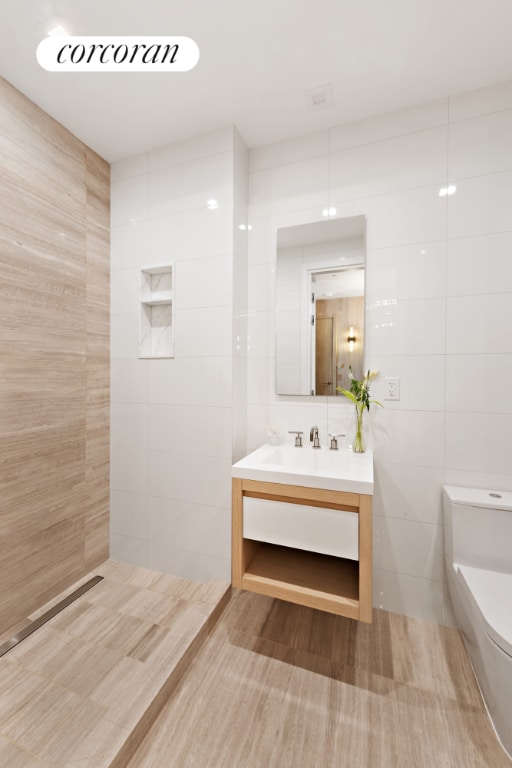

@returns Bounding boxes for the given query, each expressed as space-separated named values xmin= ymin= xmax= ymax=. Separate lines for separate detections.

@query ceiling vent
xmin=304 ymin=83 xmax=334 ymax=111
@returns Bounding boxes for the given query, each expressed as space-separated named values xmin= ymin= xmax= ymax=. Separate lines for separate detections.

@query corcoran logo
xmin=37 ymin=36 xmax=200 ymax=72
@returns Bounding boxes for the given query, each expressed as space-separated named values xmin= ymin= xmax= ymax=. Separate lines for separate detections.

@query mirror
xmin=275 ymin=215 xmax=366 ymax=396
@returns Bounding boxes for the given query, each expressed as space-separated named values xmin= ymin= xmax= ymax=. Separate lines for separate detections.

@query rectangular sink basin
xmin=232 ymin=442 xmax=373 ymax=494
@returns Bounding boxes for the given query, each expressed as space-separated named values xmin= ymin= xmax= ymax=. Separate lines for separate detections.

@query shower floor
xmin=0 ymin=559 xmax=230 ymax=767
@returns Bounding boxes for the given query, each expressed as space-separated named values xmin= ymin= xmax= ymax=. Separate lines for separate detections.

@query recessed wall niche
xmin=139 ymin=264 xmax=175 ymax=358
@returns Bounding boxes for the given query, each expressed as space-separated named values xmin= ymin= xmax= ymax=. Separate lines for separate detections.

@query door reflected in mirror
xmin=275 ymin=215 xmax=366 ymax=396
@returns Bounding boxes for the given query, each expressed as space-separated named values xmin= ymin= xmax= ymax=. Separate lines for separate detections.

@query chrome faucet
xmin=310 ymin=426 xmax=321 ymax=448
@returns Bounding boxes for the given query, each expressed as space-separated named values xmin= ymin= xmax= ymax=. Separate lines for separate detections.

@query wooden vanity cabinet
xmin=232 ymin=478 xmax=372 ymax=623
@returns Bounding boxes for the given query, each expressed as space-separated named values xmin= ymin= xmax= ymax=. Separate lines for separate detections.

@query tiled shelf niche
xmin=139 ymin=264 xmax=175 ymax=358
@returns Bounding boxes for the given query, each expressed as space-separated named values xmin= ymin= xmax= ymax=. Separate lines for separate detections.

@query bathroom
xmin=1 ymin=1 xmax=512 ymax=766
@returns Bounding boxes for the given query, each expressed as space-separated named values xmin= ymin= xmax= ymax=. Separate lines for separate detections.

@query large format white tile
xmin=110 ymin=313 xmax=139 ymax=359
xmin=368 ymin=355 xmax=445 ymax=412
xmin=449 ymin=80 xmax=512 ymax=123
xmin=148 ymin=205 xmax=232 ymax=263
xmin=147 ymin=497 xmax=230 ymax=561
xmin=175 ymin=253 xmax=232 ymax=310
xmin=330 ymin=126 xmax=447 ymax=203
xmin=110 ymin=534 xmax=147 ymax=569
xmin=111 ymin=446 xmax=147 ymax=494
xmin=110 ymin=269 xmax=139 ymax=315
xmin=248 ymin=216 xmax=274 ymax=266
xmin=446 ymin=354 xmax=512 ymax=413
xmin=248 ymin=263 xmax=274 ymax=312
xmin=445 ymin=412 xmax=512 ymax=476
xmin=449 ymin=108 xmax=512 ymax=179
xmin=247 ymin=310 xmax=274 ymax=358
xmin=444 ymin=467 xmax=512 ymax=493
xmin=249 ymin=130 xmax=329 ymax=173
xmin=110 ymin=153 xmax=148 ymax=182
xmin=373 ymin=516 xmax=444 ymax=580
xmin=110 ymin=221 xmax=148 ymax=272
xmin=365 ymin=297 xmax=446 ymax=357
xmin=275 ymin=334 xmax=300 ymax=366
xmin=111 ymin=359 xmax=147 ymax=404
xmin=366 ymin=241 xmax=446 ymax=302
xmin=148 ymin=152 xmax=232 ymax=218
xmin=149 ymin=127 xmax=234 ymax=171
xmin=447 ymin=232 xmax=512 ymax=296
xmin=147 ymin=357 xmax=232 ymax=407
xmin=147 ymin=543 xmax=230 ymax=582
xmin=371 ymin=409 xmax=445 ymax=468
xmin=274 ymin=365 xmax=301 ymax=396
xmin=246 ymin=405 xmax=272 ymax=452
xmin=442 ymin=585 xmax=457 ymax=628
xmin=446 ymin=294 xmax=512 ymax=354
xmin=148 ymin=405 xmax=232 ymax=457
xmin=111 ymin=175 xmax=147 ymax=227
xmin=373 ymin=462 xmax=444 ymax=524
xmin=365 ymin=185 xmax=447 ymax=250
xmin=174 ymin=306 xmax=232 ymax=358
xmin=447 ymin=170 xmax=512 ymax=238
xmin=110 ymin=403 xmax=147 ymax=449
xmin=331 ymin=99 xmax=448 ymax=152
xmin=249 ymin=154 xmax=329 ymax=220
xmin=110 ymin=490 xmax=147 ymax=539
xmin=148 ymin=452 xmax=231 ymax=509
xmin=269 ymin=401 xmax=329 ymax=448
xmin=372 ymin=568 xmax=445 ymax=624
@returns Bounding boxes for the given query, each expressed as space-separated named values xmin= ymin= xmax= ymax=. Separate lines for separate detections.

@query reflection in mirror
xmin=275 ymin=215 xmax=366 ymax=396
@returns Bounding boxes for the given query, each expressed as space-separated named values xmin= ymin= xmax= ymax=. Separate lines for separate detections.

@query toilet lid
xmin=458 ymin=565 xmax=512 ymax=658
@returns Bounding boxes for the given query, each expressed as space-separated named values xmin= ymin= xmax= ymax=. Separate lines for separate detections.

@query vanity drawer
xmin=243 ymin=496 xmax=359 ymax=561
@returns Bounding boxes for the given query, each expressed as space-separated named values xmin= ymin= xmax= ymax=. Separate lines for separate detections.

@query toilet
xmin=443 ymin=485 xmax=512 ymax=757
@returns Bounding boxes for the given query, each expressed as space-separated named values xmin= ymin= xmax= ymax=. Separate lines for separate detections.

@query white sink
xmin=232 ymin=442 xmax=373 ymax=494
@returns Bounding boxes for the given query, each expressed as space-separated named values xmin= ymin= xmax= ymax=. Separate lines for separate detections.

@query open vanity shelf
xmin=232 ymin=478 xmax=372 ymax=622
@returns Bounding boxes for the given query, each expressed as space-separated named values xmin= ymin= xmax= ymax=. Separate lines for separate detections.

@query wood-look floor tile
xmin=6 ymin=625 xmax=82 ymax=679
xmin=0 ymin=735 xmax=50 ymax=768
xmin=1 ymin=677 xmax=84 ymax=754
xmin=128 ymin=592 xmax=512 ymax=768
xmin=117 ymin=588 xmax=182 ymax=626
xmin=51 ymin=640 xmax=123 ymax=698
xmin=0 ymin=661 xmax=48 ymax=723
xmin=89 ymin=656 xmax=158 ymax=731
xmin=39 ymin=698 xmax=128 ymax=768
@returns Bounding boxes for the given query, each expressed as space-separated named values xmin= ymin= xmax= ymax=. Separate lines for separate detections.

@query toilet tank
xmin=443 ymin=486 xmax=512 ymax=572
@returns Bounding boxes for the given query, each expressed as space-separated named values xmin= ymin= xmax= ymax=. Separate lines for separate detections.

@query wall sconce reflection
xmin=347 ymin=326 xmax=356 ymax=352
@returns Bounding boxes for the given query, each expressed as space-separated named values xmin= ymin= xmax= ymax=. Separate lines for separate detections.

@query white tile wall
xmin=110 ymin=81 xmax=512 ymax=624
xmin=246 ymin=81 xmax=512 ymax=625
xmin=330 ymin=126 xmax=447 ymax=203
xmin=110 ymin=127 xmax=246 ymax=584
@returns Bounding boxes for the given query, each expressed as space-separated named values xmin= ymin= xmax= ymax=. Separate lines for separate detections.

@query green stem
xmin=353 ymin=402 xmax=365 ymax=453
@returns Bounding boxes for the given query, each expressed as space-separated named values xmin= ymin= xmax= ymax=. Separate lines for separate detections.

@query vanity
xmin=231 ymin=443 xmax=373 ymax=622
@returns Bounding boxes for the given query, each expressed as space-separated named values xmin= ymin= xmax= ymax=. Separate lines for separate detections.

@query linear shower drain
xmin=0 ymin=575 xmax=104 ymax=658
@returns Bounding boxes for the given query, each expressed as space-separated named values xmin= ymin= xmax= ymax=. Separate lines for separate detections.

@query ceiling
xmin=1 ymin=0 xmax=512 ymax=162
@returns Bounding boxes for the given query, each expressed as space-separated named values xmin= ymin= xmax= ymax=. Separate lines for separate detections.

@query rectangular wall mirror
xmin=275 ymin=215 xmax=366 ymax=396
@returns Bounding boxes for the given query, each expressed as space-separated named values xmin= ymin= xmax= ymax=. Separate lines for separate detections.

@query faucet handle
xmin=328 ymin=432 xmax=345 ymax=450
xmin=288 ymin=430 xmax=303 ymax=447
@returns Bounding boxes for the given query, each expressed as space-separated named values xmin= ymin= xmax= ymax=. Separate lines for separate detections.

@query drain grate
xmin=0 ymin=575 xmax=104 ymax=658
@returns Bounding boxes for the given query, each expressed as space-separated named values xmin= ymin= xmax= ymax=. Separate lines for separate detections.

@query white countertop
xmin=232 ymin=442 xmax=373 ymax=495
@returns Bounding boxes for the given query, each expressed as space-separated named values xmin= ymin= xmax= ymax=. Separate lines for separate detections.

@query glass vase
xmin=353 ymin=403 xmax=365 ymax=453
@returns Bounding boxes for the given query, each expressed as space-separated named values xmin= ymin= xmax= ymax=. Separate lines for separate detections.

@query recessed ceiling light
xmin=207 ymin=199 xmax=219 ymax=209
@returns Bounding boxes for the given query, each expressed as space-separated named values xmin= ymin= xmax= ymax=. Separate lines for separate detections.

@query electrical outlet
xmin=385 ymin=377 xmax=400 ymax=401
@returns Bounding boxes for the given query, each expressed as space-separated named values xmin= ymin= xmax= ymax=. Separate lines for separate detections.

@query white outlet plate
xmin=385 ymin=376 xmax=400 ymax=400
